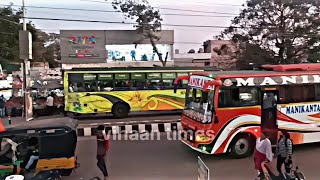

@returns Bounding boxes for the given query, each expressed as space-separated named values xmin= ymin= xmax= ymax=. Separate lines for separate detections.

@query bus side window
xmin=161 ymin=80 xmax=174 ymax=90
xmin=131 ymin=73 xmax=146 ymax=90
xmin=284 ymin=85 xmax=315 ymax=103
xmin=161 ymin=73 xmax=176 ymax=90
xmin=218 ymin=87 xmax=259 ymax=108
xmin=98 ymin=80 xmax=114 ymax=91
xmin=114 ymin=73 xmax=130 ymax=91
xmin=97 ymin=74 xmax=114 ymax=91
xmin=68 ymin=74 xmax=84 ymax=92
xmin=315 ymin=84 xmax=320 ymax=101
xmin=83 ymin=74 xmax=97 ymax=92
xmin=146 ymin=73 xmax=161 ymax=90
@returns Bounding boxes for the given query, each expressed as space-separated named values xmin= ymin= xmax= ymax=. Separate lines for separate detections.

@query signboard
xmin=39 ymin=68 xmax=62 ymax=81
xmin=198 ymin=156 xmax=209 ymax=180
xmin=106 ymin=44 xmax=172 ymax=62
xmin=60 ymin=30 xmax=107 ymax=64
xmin=60 ymin=30 xmax=174 ymax=64
xmin=222 ymin=75 xmax=320 ymax=87
xmin=188 ymin=75 xmax=213 ymax=88
xmin=19 ymin=30 xmax=32 ymax=59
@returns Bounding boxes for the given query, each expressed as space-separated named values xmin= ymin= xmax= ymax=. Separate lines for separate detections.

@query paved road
xmin=64 ymin=134 xmax=320 ymax=180
xmin=73 ymin=111 xmax=181 ymax=125
xmin=1 ymin=111 xmax=181 ymax=126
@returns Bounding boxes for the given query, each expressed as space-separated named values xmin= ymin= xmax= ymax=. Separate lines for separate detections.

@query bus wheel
xmin=230 ymin=134 xmax=254 ymax=159
xmin=112 ymin=103 xmax=129 ymax=118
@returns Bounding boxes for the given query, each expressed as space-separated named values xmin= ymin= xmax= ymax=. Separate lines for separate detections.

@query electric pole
xmin=21 ymin=0 xmax=32 ymax=121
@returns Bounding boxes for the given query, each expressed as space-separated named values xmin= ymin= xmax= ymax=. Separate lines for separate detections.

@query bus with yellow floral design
xmin=64 ymin=67 xmax=210 ymax=118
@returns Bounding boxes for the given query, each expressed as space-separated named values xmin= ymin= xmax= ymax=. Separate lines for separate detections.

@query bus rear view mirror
xmin=214 ymin=115 xmax=219 ymax=124
xmin=174 ymin=84 xmax=178 ymax=93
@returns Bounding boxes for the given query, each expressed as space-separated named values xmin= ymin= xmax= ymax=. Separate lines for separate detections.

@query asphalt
xmin=1 ymin=111 xmax=182 ymax=127
xmin=64 ymin=134 xmax=320 ymax=180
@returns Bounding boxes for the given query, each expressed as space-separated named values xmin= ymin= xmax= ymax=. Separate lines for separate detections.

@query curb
xmin=77 ymin=122 xmax=182 ymax=137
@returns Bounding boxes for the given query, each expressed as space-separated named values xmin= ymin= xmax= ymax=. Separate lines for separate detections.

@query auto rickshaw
xmin=0 ymin=118 xmax=78 ymax=179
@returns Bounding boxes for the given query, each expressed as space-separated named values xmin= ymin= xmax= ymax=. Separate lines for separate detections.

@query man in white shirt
xmin=254 ymin=131 xmax=273 ymax=178
xmin=46 ymin=93 xmax=54 ymax=115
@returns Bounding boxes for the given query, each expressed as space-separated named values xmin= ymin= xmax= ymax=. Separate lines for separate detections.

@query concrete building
xmin=173 ymin=49 xmax=211 ymax=67
xmin=60 ymin=30 xmax=174 ymax=67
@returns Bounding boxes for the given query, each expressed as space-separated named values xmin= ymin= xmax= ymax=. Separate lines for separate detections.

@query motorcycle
xmin=258 ymin=161 xmax=306 ymax=180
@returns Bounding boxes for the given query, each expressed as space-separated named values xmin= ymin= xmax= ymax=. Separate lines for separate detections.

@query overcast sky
xmin=2 ymin=0 xmax=246 ymax=52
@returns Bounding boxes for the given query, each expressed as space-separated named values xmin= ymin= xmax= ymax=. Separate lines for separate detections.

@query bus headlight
xmin=195 ymin=135 xmax=211 ymax=143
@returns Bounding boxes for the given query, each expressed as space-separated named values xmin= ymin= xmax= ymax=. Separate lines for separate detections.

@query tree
xmin=235 ymin=43 xmax=274 ymax=69
xmin=220 ymin=0 xmax=320 ymax=64
xmin=212 ymin=43 xmax=237 ymax=70
xmin=110 ymin=0 xmax=167 ymax=66
xmin=0 ymin=4 xmax=59 ymax=67
xmin=42 ymin=33 xmax=61 ymax=68
xmin=0 ymin=5 xmax=21 ymax=63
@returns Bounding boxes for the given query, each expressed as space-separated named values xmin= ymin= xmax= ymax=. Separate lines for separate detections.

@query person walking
xmin=0 ymin=95 xmax=6 ymax=117
xmin=276 ymin=130 xmax=293 ymax=176
xmin=254 ymin=130 xmax=273 ymax=179
xmin=46 ymin=93 xmax=54 ymax=115
xmin=96 ymin=125 xmax=110 ymax=180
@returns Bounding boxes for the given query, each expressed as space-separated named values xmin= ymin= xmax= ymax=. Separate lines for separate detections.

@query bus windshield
xmin=184 ymin=86 xmax=214 ymax=123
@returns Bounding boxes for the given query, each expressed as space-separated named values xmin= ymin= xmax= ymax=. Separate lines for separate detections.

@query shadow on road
xmin=72 ymin=110 xmax=182 ymax=121
xmin=183 ymin=141 xmax=320 ymax=162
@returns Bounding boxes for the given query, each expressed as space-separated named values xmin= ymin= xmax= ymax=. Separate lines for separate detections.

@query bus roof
xmin=193 ymin=64 xmax=320 ymax=78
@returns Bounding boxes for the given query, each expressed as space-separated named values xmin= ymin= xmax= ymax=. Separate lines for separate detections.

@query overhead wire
xmin=24 ymin=17 xmax=234 ymax=28
xmin=0 ymin=4 xmax=236 ymax=17
xmin=79 ymin=0 xmax=239 ymax=15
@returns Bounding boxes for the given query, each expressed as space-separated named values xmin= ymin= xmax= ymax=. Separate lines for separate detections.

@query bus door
xmin=260 ymin=88 xmax=279 ymax=152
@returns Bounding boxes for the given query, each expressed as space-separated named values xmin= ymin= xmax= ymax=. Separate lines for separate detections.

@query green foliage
xmin=220 ymin=0 xmax=320 ymax=65
xmin=110 ymin=0 xmax=167 ymax=66
xmin=0 ymin=4 xmax=59 ymax=67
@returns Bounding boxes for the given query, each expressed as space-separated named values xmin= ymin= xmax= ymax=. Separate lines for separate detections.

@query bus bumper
xmin=181 ymin=139 xmax=211 ymax=155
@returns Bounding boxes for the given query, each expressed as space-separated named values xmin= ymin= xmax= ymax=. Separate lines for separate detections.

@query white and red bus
xmin=174 ymin=64 xmax=320 ymax=158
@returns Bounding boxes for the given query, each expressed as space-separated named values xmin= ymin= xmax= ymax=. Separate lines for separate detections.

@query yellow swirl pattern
xmin=65 ymin=89 xmax=186 ymax=114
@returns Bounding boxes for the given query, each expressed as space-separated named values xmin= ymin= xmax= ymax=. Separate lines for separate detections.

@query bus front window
xmin=185 ymin=86 xmax=214 ymax=123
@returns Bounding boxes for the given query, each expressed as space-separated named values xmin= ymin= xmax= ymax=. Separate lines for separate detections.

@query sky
xmin=1 ymin=0 xmax=247 ymax=53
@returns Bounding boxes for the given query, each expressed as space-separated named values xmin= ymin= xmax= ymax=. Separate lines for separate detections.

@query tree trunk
xmin=147 ymin=32 xmax=166 ymax=67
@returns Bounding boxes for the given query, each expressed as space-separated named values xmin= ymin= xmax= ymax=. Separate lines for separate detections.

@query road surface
xmin=2 ymin=111 xmax=181 ymax=126
xmin=65 ymin=133 xmax=320 ymax=180
xmin=73 ymin=111 xmax=181 ymax=125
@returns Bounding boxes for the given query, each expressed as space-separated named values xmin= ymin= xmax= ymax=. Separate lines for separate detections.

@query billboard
xmin=106 ymin=44 xmax=172 ymax=62
xmin=60 ymin=30 xmax=174 ymax=64
xmin=60 ymin=30 xmax=107 ymax=64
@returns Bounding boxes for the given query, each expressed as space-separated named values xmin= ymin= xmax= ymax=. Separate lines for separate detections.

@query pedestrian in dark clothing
xmin=0 ymin=95 xmax=6 ymax=117
xmin=96 ymin=125 xmax=110 ymax=180
xmin=276 ymin=130 xmax=293 ymax=176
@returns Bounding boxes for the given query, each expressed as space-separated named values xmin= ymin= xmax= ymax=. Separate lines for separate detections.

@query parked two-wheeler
xmin=257 ymin=161 xmax=306 ymax=180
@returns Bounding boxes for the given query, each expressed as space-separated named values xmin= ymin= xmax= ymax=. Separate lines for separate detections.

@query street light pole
xmin=22 ymin=0 xmax=26 ymax=31
xmin=22 ymin=0 xmax=28 ymax=121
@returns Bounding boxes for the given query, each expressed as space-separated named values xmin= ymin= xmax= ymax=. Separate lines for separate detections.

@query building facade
xmin=60 ymin=30 xmax=174 ymax=66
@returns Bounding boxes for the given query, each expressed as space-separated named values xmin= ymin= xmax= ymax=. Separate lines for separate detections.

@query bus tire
xmin=229 ymin=134 xmax=255 ymax=159
xmin=112 ymin=103 xmax=129 ymax=118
